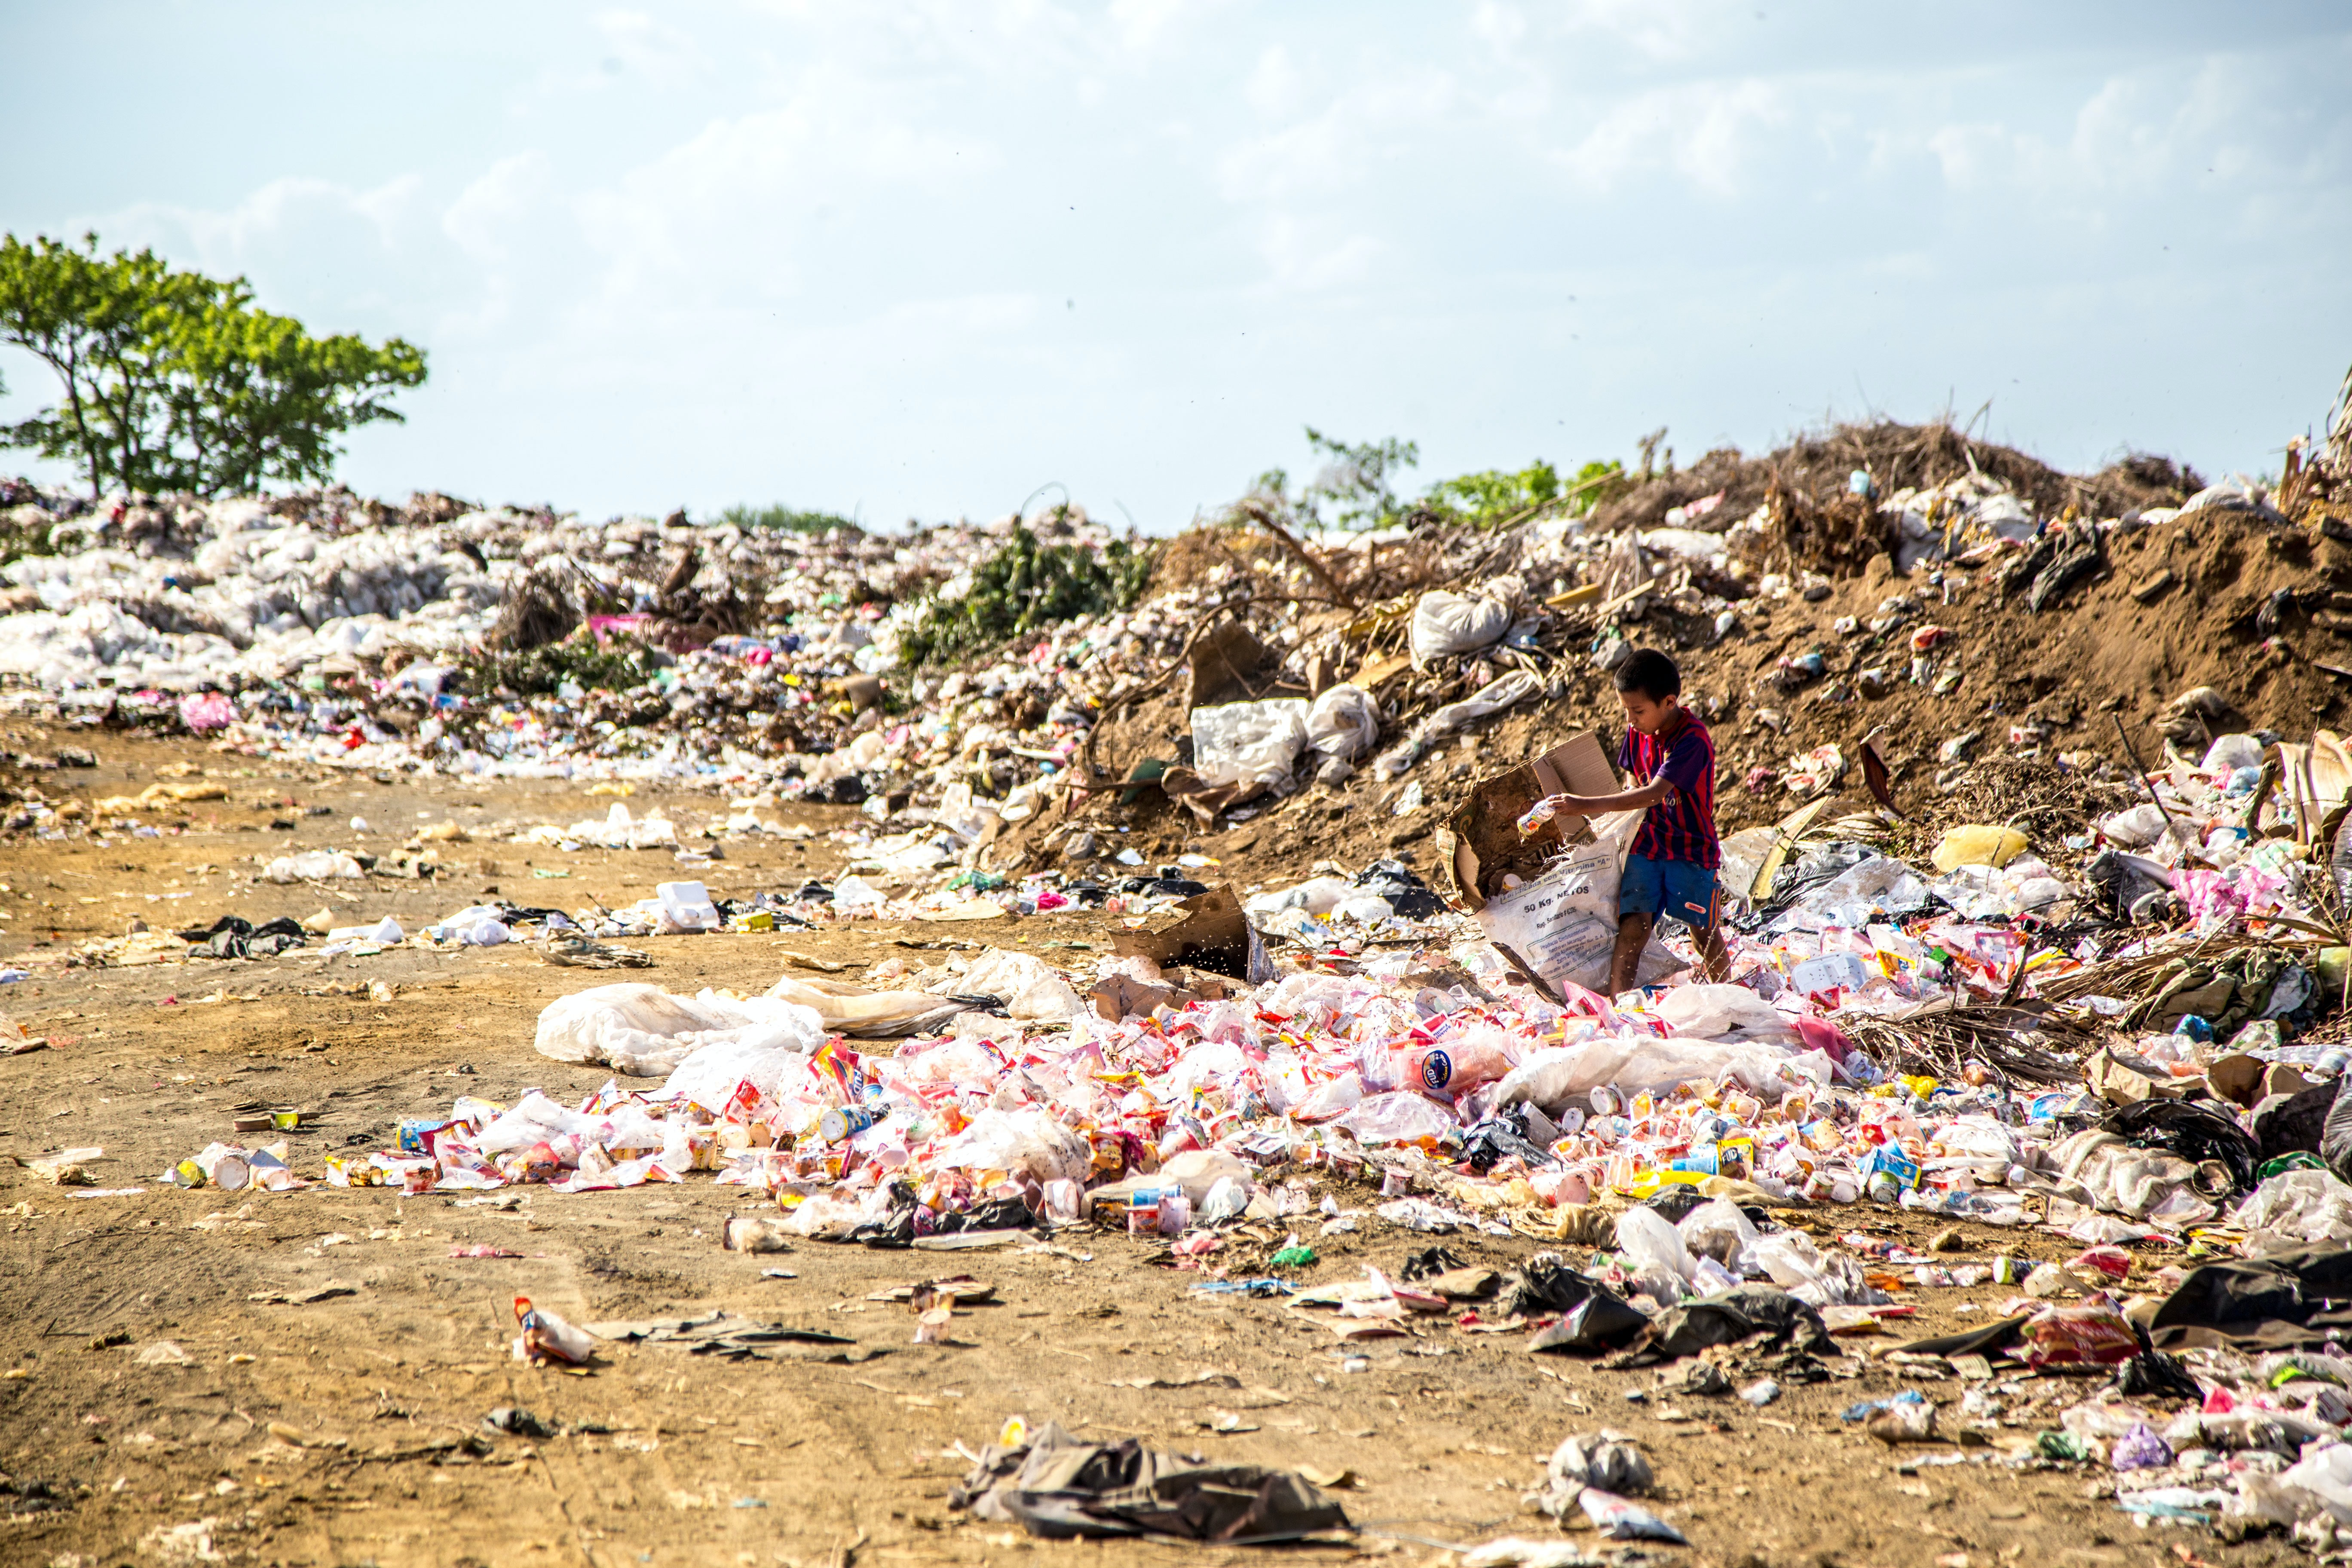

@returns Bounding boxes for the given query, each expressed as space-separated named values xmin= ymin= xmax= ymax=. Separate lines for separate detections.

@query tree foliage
xmin=717 ymin=502 xmax=862 ymax=536
xmin=899 ymin=519 xmax=1157 ymax=668
xmin=0 ymin=232 xmax=426 ymax=497
xmin=1422 ymin=457 xmax=1630 ymax=527
xmin=1248 ymin=428 xmax=1423 ymax=532
xmin=1241 ymin=427 xmax=1631 ymax=533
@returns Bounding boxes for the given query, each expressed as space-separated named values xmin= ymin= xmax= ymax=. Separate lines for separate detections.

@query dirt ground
xmin=0 ymin=729 xmax=2277 ymax=1568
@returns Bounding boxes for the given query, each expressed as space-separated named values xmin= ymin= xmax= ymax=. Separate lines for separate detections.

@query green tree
xmin=0 ymin=232 xmax=425 ymax=497
xmin=717 ymin=502 xmax=861 ymax=536
xmin=1299 ymin=427 xmax=1419 ymax=530
xmin=1419 ymin=456 xmax=1629 ymax=527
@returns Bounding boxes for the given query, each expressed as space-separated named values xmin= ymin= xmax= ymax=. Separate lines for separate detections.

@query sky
xmin=1 ymin=1 xmax=2348 ymax=531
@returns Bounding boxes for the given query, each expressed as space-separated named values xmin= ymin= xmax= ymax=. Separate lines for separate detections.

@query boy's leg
xmin=1614 ymin=853 xmax=1668 ymax=996
xmin=1666 ymin=861 xmax=1730 ymax=983
xmin=1610 ymin=913 xmax=1654 ymax=996
xmin=1694 ymin=922 xmax=1730 ymax=983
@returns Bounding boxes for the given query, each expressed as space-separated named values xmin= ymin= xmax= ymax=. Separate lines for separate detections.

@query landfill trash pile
xmin=3 ymin=412 xmax=2349 ymax=910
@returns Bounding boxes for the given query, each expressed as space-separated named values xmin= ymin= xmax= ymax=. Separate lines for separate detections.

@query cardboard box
xmin=1109 ymin=884 xmax=1276 ymax=984
xmin=1442 ymin=730 xmax=1620 ymax=913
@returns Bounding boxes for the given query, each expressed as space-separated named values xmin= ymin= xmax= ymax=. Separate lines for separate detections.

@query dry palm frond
xmin=1841 ymin=998 xmax=2099 ymax=1087
xmin=2034 ymin=931 xmax=2315 ymax=1006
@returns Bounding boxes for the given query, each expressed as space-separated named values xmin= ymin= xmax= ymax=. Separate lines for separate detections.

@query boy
xmin=1532 ymin=647 xmax=1728 ymax=992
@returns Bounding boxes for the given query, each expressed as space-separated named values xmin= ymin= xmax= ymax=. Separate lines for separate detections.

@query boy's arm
xmin=1544 ymin=777 xmax=1675 ymax=816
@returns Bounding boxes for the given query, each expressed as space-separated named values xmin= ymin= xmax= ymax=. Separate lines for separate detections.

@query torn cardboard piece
xmin=1185 ymin=622 xmax=1279 ymax=710
xmin=1110 ymin=885 xmax=1276 ymax=984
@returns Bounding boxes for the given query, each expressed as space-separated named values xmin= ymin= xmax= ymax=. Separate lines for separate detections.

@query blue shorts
xmin=1621 ymin=852 xmax=1721 ymax=934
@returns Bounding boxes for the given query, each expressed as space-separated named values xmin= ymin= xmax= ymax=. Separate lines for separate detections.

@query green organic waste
xmin=460 ymin=632 xmax=659 ymax=697
xmin=898 ymin=521 xmax=1155 ymax=668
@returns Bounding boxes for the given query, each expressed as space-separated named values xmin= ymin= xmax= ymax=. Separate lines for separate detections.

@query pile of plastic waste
xmin=0 ymin=483 xmax=1174 ymax=811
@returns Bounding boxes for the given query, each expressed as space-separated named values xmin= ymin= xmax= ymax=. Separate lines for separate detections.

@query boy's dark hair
xmin=1614 ymin=647 xmax=1681 ymax=701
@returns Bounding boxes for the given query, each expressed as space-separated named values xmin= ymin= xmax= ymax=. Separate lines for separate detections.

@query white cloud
xmin=1550 ymin=79 xmax=1788 ymax=195
xmin=3 ymin=4 xmax=2346 ymax=521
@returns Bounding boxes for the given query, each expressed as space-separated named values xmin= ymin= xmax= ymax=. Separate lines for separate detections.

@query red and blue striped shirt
xmin=1616 ymin=711 xmax=1721 ymax=869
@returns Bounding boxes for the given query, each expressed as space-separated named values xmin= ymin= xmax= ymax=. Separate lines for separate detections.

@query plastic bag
xmin=657 ymin=1001 xmax=828 ymax=1109
xmin=936 ymin=1106 xmax=1090 ymax=1185
xmin=2021 ymin=1304 xmax=2141 ymax=1370
xmin=1678 ymin=1197 xmax=1762 ymax=1274
xmin=1369 ymin=671 xmax=1544 ymax=780
xmin=535 ymin=983 xmax=724 ymax=1067
xmin=1614 ymin=1205 xmax=1695 ymax=1283
xmin=1330 ymin=894 xmax=1395 ymax=923
xmin=2101 ymin=804 xmax=2171 ymax=848
xmin=1494 ymin=1034 xmax=1808 ymax=1109
xmin=1931 ymin=824 xmax=2029 ymax=873
xmin=535 ymin=983 xmax=824 ymax=1089
xmin=934 ymin=948 xmax=1082 ymax=1022
xmin=1306 ymin=684 xmax=1380 ymax=779
xmin=1409 ymin=583 xmax=1516 ymax=667
xmin=1752 ymin=1229 xmax=1826 ymax=1290
xmin=478 ymin=1090 xmax=596 ymax=1155
xmin=2234 ymin=1167 xmax=2352 ymax=1249
xmin=1473 ymin=827 xmax=1685 ymax=996
xmin=1334 ymin=1090 xmax=1457 ymax=1145
xmin=1547 ymin=1431 xmax=1653 ymax=1495
xmin=2203 ymin=734 xmax=2266 ymax=774
xmin=1578 ymin=1488 xmax=1686 ymax=1543
xmin=1246 ymin=877 xmax=1354 ymax=918
xmin=2276 ymin=1443 xmax=2352 ymax=1524
xmin=1293 ymin=1071 xmax=1365 ymax=1121
xmin=1190 ymin=699 xmax=1309 ymax=793
xmin=264 ymin=849 xmax=364 ymax=882
xmin=1654 ymin=984 xmax=1797 ymax=1046
xmin=1155 ymin=1148 xmax=1254 ymax=1204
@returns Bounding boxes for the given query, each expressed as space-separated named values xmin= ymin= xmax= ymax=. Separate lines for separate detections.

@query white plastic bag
xmin=1306 ymin=684 xmax=1380 ymax=778
xmin=2202 ymin=734 xmax=2265 ymax=774
xmin=2101 ymin=804 xmax=2170 ymax=848
xmin=1334 ymin=1090 xmax=1457 ymax=1145
xmin=1294 ymin=1071 xmax=1366 ymax=1121
xmin=1245 ymin=876 xmax=1353 ymax=918
xmin=1189 ymin=699 xmax=1310 ymax=793
xmin=1409 ymin=582 xmax=1519 ymax=667
xmin=1616 ymin=1205 xmax=1694 ymax=1279
xmin=534 ymin=983 xmax=824 ymax=1089
xmin=936 ymin=1106 xmax=1090 ymax=1185
xmin=1494 ymin=1035 xmax=1809 ymax=1108
xmin=2276 ymin=1443 xmax=2352 ymax=1524
xmin=1678 ymin=1197 xmax=1762 ymax=1274
xmin=1473 ymin=826 xmax=1684 ymax=996
xmin=1752 ymin=1229 xmax=1827 ymax=1290
xmin=265 ymin=849 xmax=364 ymax=882
xmin=1370 ymin=671 xmax=1545 ymax=781
xmin=478 ymin=1090 xmax=596 ymax=1155
xmin=929 ymin=948 xmax=1081 ymax=1022
xmin=657 ymin=1000 xmax=828 ymax=1108
xmin=2233 ymin=1169 xmax=2352 ymax=1250
xmin=1654 ymin=985 xmax=1797 ymax=1046
xmin=536 ymin=983 xmax=729 ymax=1068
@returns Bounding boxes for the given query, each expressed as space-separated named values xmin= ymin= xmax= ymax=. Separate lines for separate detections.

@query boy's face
xmin=1618 ymin=687 xmax=1679 ymax=736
